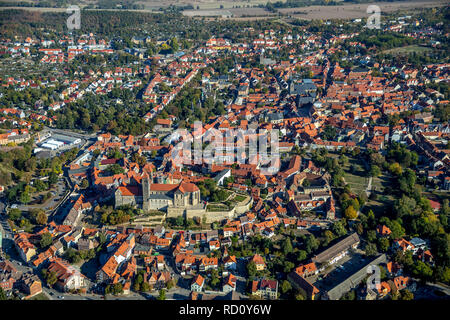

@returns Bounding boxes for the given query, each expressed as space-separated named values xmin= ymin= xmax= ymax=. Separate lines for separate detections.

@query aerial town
xmin=0 ymin=0 xmax=449 ymax=304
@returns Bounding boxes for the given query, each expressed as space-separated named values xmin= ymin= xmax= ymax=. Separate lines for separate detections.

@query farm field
xmin=186 ymin=0 xmax=449 ymax=20
xmin=278 ymin=0 xmax=449 ymax=20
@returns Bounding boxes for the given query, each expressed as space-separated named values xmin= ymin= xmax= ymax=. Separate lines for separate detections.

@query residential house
xmin=250 ymin=279 xmax=278 ymax=300
xmin=191 ymin=274 xmax=205 ymax=292
xmin=250 ymin=254 xmax=266 ymax=271
xmin=222 ymin=273 xmax=237 ymax=293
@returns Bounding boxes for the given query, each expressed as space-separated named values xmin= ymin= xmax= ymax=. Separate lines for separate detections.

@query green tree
xmin=40 ymin=232 xmax=52 ymax=249
xmin=282 ymin=237 xmax=293 ymax=255
xmin=364 ymin=243 xmax=377 ymax=256
xmin=295 ymin=292 xmax=305 ymax=300
xmin=157 ymin=289 xmax=166 ymax=300
xmin=344 ymin=206 xmax=358 ymax=220
xmin=281 ymin=280 xmax=292 ymax=294
xmin=412 ymin=261 xmax=433 ymax=281
xmin=247 ymin=261 xmax=257 ymax=277
xmin=369 ymin=165 xmax=381 ymax=177
xmin=322 ymin=125 xmax=337 ymax=140
xmin=332 ymin=220 xmax=347 ymax=237
xmin=304 ymin=234 xmax=319 ymax=254
xmin=323 ymin=230 xmax=335 ymax=246
xmin=400 ymin=289 xmax=414 ymax=300
xmin=378 ymin=237 xmax=390 ymax=252
xmin=106 ymin=164 xmax=124 ymax=175
xmin=366 ymin=230 xmax=377 ymax=243
xmin=166 ymin=279 xmax=175 ymax=290
xmin=0 ymin=287 xmax=7 ymax=300
xmin=141 ymin=282 xmax=150 ymax=292
xmin=297 ymin=250 xmax=307 ymax=263
xmin=283 ymin=261 xmax=295 ymax=273
xmin=20 ymin=191 xmax=31 ymax=204
xmin=36 ymin=211 xmax=48 ymax=225
xmin=42 ymin=269 xmax=58 ymax=288
xmin=8 ymin=208 xmax=22 ymax=221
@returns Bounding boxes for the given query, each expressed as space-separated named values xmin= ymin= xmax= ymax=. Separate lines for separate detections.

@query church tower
xmin=142 ymin=175 xmax=151 ymax=212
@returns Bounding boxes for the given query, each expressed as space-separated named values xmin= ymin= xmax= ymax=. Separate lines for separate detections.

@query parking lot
xmin=13 ymin=178 xmax=69 ymax=215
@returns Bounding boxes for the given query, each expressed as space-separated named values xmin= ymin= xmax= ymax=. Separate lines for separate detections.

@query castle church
xmin=115 ymin=176 xmax=201 ymax=212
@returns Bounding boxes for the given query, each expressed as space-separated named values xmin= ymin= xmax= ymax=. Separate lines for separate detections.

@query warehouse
xmin=40 ymin=139 xmax=65 ymax=150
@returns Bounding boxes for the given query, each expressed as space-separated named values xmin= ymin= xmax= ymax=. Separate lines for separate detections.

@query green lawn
xmin=233 ymin=195 xmax=247 ymax=203
xmin=207 ymin=204 xmax=229 ymax=212
xmin=342 ymin=158 xmax=369 ymax=194
xmin=364 ymin=194 xmax=395 ymax=218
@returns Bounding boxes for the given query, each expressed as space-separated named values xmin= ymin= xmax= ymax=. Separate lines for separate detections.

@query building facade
xmin=115 ymin=177 xmax=201 ymax=212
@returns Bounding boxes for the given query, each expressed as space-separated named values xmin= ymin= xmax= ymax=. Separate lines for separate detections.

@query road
xmin=42 ymin=286 xmax=148 ymax=300
xmin=366 ymin=176 xmax=373 ymax=197
xmin=0 ymin=200 xmax=13 ymax=240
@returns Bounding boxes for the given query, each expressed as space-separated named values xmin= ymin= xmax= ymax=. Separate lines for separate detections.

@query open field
xmin=277 ymin=0 xmax=449 ymax=20
xmin=212 ymin=0 xmax=449 ymax=20
xmin=380 ymin=44 xmax=434 ymax=56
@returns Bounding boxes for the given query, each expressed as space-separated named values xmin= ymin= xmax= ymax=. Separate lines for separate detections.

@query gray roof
xmin=148 ymin=194 xmax=172 ymax=201
xmin=291 ymin=82 xmax=317 ymax=95
xmin=8 ymin=133 xmax=30 ymax=142
xmin=296 ymin=96 xmax=315 ymax=106
xmin=214 ymin=169 xmax=231 ymax=183
xmin=267 ymin=113 xmax=283 ymax=121
xmin=325 ymin=254 xmax=387 ymax=300
xmin=410 ymin=237 xmax=426 ymax=247
xmin=312 ymin=233 xmax=360 ymax=265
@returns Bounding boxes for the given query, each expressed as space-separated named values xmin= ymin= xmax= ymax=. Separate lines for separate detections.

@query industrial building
xmin=35 ymin=133 xmax=82 ymax=152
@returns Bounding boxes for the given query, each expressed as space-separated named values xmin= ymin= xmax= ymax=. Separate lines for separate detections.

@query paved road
xmin=0 ymin=201 xmax=13 ymax=239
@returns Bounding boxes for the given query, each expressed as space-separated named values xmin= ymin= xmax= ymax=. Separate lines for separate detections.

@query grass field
xmin=231 ymin=194 xmax=247 ymax=203
xmin=343 ymin=159 xmax=369 ymax=195
xmin=380 ymin=45 xmax=433 ymax=56
xmin=206 ymin=203 xmax=229 ymax=211
xmin=326 ymin=151 xmax=388 ymax=197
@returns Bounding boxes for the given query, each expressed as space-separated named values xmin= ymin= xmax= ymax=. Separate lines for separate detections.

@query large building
xmin=14 ymin=233 xmax=36 ymax=263
xmin=115 ymin=176 xmax=201 ymax=212
xmin=47 ymin=257 xmax=88 ymax=292
xmin=311 ymin=233 xmax=360 ymax=271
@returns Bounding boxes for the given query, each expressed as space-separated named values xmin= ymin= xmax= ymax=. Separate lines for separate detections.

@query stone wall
xmin=234 ymin=197 xmax=253 ymax=215
xmin=167 ymin=206 xmax=236 ymax=223
xmin=166 ymin=196 xmax=253 ymax=223
xmin=167 ymin=207 xmax=185 ymax=219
